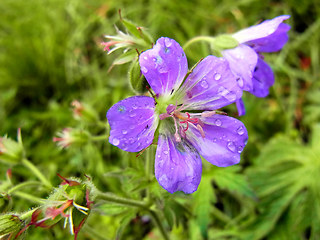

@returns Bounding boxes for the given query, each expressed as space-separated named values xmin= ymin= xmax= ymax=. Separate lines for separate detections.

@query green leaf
xmin=112 ymin=50 xmax=137 ymax=66
xmin=193 ymin=175 xmax=215 ymax=239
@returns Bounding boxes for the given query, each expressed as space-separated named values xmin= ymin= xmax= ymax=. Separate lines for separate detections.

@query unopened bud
xmin=0 ymin=214 xmax=23 ymax=238
xmin=71 ymin=100 xmax=99 ymax=123
xmin=53 ymin=128 xmax=90 ymax=149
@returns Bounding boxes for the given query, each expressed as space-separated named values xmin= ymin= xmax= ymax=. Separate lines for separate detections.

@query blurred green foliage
xmin=0 ymin=0 xmax=320 ymax=239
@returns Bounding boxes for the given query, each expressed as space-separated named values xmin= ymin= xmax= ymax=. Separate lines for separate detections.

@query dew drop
xmin=132 ymin=104 xmax=138 ymax=109
xmin=158 ymin=66 xmax=168 ymax=73
xmin=159 ymin=174 xmax=168 ymax=182
xmin=143 ymin=56 xmax=148 ymax=60
xmin=157 ymin=154 xmax=161 ymax=158
xmin=112 ymin=138 xmax=120 ymax=146
xmin=141 ymin=66 xmax=148 ymax=73
xmin=237 ymin=77 xmax=244 ymax=88
xmin=122 ymin=130 xmax=128 ymax=135
xmin=117 ymin=105 xmax=126 ymax=113
xmin=214 ymin=73 xmax=221 ymax=81
xmin=227 ymin=141 xmax=236 ymax=152
xmin=237 ymin=126 xmax=245 ymax=135
xmin=164 ymin=150 xmax=168 ymax=155
xmin=213 ymin=138 xmax=217 ymax=142
xmin=130 ymin=125 xmax=135 ymax=130
xmin=200 ymin=80 xmax=208 ymax=89
xmin=237 ymin=146 xmax=244 ymax=153
xmin=215 ymin=119 xmax=222 ymax=126
xmin=129 ymin=112 xmax=136 ymax=117
xmin=164 ymin=38 xmax=172 ymax=47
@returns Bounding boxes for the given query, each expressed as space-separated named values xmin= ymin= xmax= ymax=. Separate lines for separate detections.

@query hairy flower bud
xmin=0 ymin=214 xmax=23 ymax=239
xmin=71 ymin=100 xmax=99 ymax=123
xmin=53 ymin=128 xmax=90 ymax=149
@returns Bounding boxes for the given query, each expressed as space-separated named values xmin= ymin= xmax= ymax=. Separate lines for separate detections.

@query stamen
xmin=69 ymin=208 xmax=74 ymax=235
xmin=201 ymin=111 xmax=216 ymax=118
xmin=197 ymin=124 xmax=205 ymax=138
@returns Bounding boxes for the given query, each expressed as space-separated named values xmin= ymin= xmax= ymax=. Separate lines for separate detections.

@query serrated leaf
xmin=193 ymin=175 xmax=215 ymax=239
xmin=211 ymin=166 xmax=255 ymax=198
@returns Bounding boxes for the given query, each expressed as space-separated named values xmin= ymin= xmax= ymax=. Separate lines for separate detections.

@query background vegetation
xmin=0 ymin=0 xmax=319 ymax=239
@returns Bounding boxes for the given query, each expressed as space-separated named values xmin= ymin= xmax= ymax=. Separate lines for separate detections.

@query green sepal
xmin=121 ymin=18 xmax=153 ymax=45
xmin=212 ymin=34 xmax=239 ymax=50
xmin=0 ymin=214 xmax=23 ymax=237
xmin=128 ymin=58 xmax=148 ymax=94
xmin=112 ymin=49 xmax=137 ymax=67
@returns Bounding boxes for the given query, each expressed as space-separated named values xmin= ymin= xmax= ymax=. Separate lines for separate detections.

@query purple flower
xmin=107 ymin=37 xmax=248 ymax=194
xmin=223 ymin=15 xmax=290 ymax=115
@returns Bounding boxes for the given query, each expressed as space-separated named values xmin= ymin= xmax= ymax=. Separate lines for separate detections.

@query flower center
xmin=159 ymin=104 xmax=215 ymax=142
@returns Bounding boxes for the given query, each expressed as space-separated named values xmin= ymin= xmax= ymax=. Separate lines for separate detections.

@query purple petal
xmin=233 ymin=15 xmax=290 ymax=44
xmin=139 ymin=37 xmax=188 ymax=96
xmin=107 ymin=96 xmax=158 ymax=152
xmin=249 ymin=58 xmax=274 ymax=97
xmin=155 ymin=132 xmax=202 ymax=194
xmin=187 ymin=115 xmax=248 ymax=167
xmin=223 ymin=44 xmax=258 ymax=91
xmin=236 ymin=98 xmax=246 ymax=116
xmin=249 ymin=23 xmax=290 ymax=53
xmin=177 ymin=56 xmax=242 ymax=110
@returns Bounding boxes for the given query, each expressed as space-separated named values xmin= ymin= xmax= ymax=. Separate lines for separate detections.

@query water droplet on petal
xmin=129 ymin=112 xmax=136 ymax=117
xmin=200 ymin=80 xmax=208 ymax=89
xmin=214 ymin=73 xmax=221 ymax=81
xmin=130 ymin=125 xmax=135 ymax=130
xmin=132 ymin=104 xmax=137 ymax=109
xmin=117 ymin=105 xmax=126 ymax=113
xmin=218 ymin=86 xmax=236 ymax=102
xmin=141 ymin=66 xmax=148 ymax=73
xmin=122 ymin=130 xmax=128 ymax=135
xmin=164 ymin=38 xmax=172 ymax=47
xmin=143 ymin=56 xmax=148 ymax=60
xmin=237 ymin=146 xmax=244 ymax=153
xmin=159 ymin=174 xmax=168 ymax=182
xmin=157 ymin=154 xmax=161 ymax=158
xmin=215 ymin=119 xmax=222 ymax=126
xmin=227 ymin=141 xmax=236 ymax=152
xmin=164 ymin=150 xmax=168 ymax=155
xmin=112 ymin=138 xmax=120 ymax=146
xmin=237 ymin=126 xmax=245 ymax=135
xmin=213 ymin=138 xmax=217 ymax=142
xmin=158 ymin=66 xmax=168 ymax=73
xmin=237 ymin=77 xmax=244 ymax=88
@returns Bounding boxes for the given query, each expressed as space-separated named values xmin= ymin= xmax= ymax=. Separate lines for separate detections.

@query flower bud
xmin=71 ymin=100 xmax=99 ymax=123
xmin=0 ymin=214 xmax=23 ymax=239
xmin=0 ymin=129 xmax=24 ymax=164
xmin=128 ymin=59 xmax=148 ymax=94
xmin=53 ymin=128 xmax=90 ymax=149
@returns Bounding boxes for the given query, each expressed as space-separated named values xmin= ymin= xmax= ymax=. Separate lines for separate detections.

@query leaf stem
xmin=22 ymin=158 xmax=52 ymax=188
xmin=7 ymin=181 xmax=42 ymax=194
xmin=183 ymin=36 xmax=215 ymax=50
xmin=96 ymin=192 xmax=150 ymax=209
xmin=149 ymin=210 xmax=170 ymax=240
xmin=90 ymin=135 xmax=109 ymax=142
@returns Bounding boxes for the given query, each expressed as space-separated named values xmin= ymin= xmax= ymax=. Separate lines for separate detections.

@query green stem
xmin=96 ymin=192 xmax=149 ymax=209
xmin=146 ymin=147 xmax=154 ymax=203
xmin=183 ymin=36 xmax=215 ymax=50
xmin=12 ymin=191 xmax=44 ymax=204
xmin=90 ymin=135 xmax=109 ymax=142
xmin=22 ymin=158 xmax=52 ymax=188
xmin=7 ymin=181 xmax=41 ymax=194
xmin=149 ymin=210 xmax=170 ymax=240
